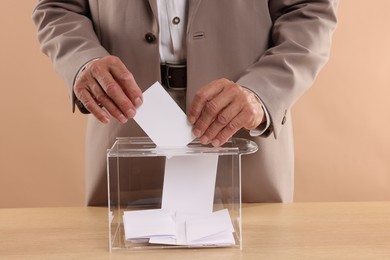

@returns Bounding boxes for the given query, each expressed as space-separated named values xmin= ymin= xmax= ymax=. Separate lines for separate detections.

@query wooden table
xmin=1 ymin=202 xmax=390 ymax=259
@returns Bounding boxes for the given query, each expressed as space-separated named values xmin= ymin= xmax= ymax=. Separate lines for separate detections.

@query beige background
xmin=0 ymin=1 xmax=389 ymax=208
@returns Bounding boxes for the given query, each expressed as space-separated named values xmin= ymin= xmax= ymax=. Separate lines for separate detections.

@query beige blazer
xmin=33 ymin=0 xmax=338 ymax=205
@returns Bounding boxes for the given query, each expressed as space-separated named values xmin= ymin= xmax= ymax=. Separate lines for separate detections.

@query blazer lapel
xmin=187 ymin=0 xmax=202 ymax=33
xmin=148 ymin=0 xmax=158 ymax=31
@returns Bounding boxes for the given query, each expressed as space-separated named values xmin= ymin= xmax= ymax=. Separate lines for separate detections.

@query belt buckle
xmin=163 ymin=63 xmax=186 ymax=90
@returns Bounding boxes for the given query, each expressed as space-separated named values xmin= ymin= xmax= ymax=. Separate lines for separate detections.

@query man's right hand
xmin=73 ymin=55 xmax=143 ymax=124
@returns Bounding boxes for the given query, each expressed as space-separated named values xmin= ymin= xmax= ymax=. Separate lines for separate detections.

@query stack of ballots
xmin=121 ymin=82 xmax=235 ymax=246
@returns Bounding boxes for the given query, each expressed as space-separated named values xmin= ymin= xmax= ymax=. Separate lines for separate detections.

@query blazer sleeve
xmin=32 ymin=0 xmax=109 ymax=111
xmin=236 ymin=0 xmax=339 ymax=138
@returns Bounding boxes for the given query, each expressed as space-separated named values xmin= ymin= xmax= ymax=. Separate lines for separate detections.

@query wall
xmin=0 ymin=1 xmax=86 ymax=207
xmin=0 ymin=1 xmax=389 ymax=207
xmin=293 ymin=0 xmax=390 ymax=201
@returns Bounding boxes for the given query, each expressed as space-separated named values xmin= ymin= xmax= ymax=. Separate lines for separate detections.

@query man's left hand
xmin=188 ymin=78 xmax=265 ymax=147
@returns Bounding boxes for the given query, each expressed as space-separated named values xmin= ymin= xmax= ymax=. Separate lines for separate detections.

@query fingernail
xmin=119 ymin=114 xmax=128 ymax=124
xmin=193 ymin=128 xmax=201 ymax=137
xmin=188 ymin=116 xmax=195 ymax=124
xmin=200 ymin=136 xmax=209 ymax=144
xmin=127 ymin=108 xmax=136 ymax=118
xmin=102 ymin=116 xmax=110 ymax=124
xmin=134 ymin=97 xmax=143 ymax=107
xmin=212 ymin=139 xmax=220 ymax=147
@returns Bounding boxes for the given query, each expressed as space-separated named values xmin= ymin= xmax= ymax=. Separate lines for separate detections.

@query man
xmin=33 ymin=0 xmax=338 ymax=205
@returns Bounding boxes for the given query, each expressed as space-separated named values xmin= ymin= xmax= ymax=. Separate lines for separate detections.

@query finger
xmin=199 ymin=98 xmax=243 ymax=144
xmin=192 ymin=98 xmax=224 ymax=138
xmin=199 ymin=117 xmax=223 ymax=145
xmin=109 ymin=60 xmax=143 ymax=107
xmin=212 ymin=100 xmax=262 ymax=147
xmin=192 ymin=80 xmax=240 ymax=138
xmin=88 ymin=82 xmax=129 ymax=124
xmin=76 ymin=88 xmax=110 ymax=124
xmin=89 ymin=60 xmax=136 ymax=119
xmin=211 ymin=112 xmax=245 ymax=147
xmin=188 ymin=79 xmax=226 ymax=124
xmin=198 ymin=86 xmax=265 ymax=147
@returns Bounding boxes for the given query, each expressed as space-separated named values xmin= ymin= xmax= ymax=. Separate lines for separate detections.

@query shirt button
xmin=172 ymin=16 xmax=180 ymax=25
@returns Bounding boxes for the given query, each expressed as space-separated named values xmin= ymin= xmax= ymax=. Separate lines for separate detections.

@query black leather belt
xmin=160 ymin=64 xmax=187 ymax=90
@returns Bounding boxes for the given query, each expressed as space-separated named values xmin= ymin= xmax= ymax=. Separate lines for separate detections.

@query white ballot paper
xmin=185 ymin=209 xmax=235 ymax=245
xmin=134 ymin=81 xmax=195 ymax=147
xmin=123 ymin=209 xmax=176 ymax=241
xmin=162 ymin=154 xmax=219 ymax=214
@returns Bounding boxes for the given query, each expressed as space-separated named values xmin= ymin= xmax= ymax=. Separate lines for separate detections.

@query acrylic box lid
xmin=107 ymin=137 xmax=258 ymax=158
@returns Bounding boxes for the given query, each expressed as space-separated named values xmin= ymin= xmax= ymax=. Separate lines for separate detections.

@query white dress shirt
xmin=157 ymin=0 xmax=188 ymax=64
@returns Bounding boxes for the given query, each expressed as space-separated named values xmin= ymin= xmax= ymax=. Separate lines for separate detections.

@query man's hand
xmin=73 ymin=55 xmax=143 ymax=124
xmin=188 ymin=79 xmax=265 ymax=147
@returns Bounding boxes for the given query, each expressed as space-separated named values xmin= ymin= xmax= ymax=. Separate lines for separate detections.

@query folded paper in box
xmin=123 ymin=209 xmax=235 ymax=246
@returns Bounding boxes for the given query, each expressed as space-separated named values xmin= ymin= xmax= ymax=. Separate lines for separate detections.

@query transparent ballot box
xmin=107 ymin=137 xmax=258 ymax=251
